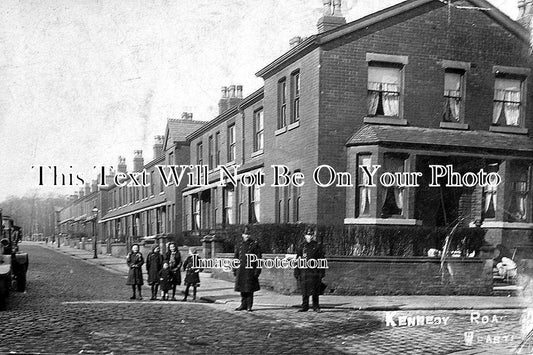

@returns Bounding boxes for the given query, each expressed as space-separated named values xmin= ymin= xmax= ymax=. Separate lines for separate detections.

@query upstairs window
xmin=196 ymin=142 xmax=203 ymax=165
xmin=208 ymin=136 xmax=213 ymax=169
xmin=227 ymin=124 xmax=236 ymax=162
xmin=443 ymin=70 xmax=464 ymax=122
xmin=367 ymin=64 xmax=401 ymax=117
xmin=291 ymin=71 xmax=300 ymax=123
xmin=278 ymin=78 xmax=287 ymax=128
xmin=493 ymin=76 xmax=523 ymax=127
xmin=254 ymin=109 xmax=264 ymax=152
xmin=215 ymin=132 xmax=220 ymax=166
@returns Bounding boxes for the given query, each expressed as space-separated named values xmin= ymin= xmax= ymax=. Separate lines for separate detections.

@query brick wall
xmin=211 ymin=253 xmax=493 ymax=296
xmin=317 ymin=3 xmax=532 ymax=226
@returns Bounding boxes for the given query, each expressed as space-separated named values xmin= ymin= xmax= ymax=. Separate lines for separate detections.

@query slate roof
xmin=166 ymin=119 xmax=206 ymax=143
xmin=347 ymin=124 xmax=533 ymax=153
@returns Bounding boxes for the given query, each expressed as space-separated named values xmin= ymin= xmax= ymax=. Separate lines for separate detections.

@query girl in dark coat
xmin=182 ymin=248 xmax=202 ymax=302
xmin=146 ymin=245 xmax=164 ymax=300
xmin=158 ymin=262 xmax=173 ymax=301
xmin=126 ymin=244 xmax=144 ymax=300
xmin=234 ymin=226 xmax=262 ymax=311
xmin=294 ymin=227 xmax=325 ymax=312
xmin=165 ymin=242 xmax=182 ymax=301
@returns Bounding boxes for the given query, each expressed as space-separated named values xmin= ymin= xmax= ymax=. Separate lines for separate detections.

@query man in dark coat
xmin=146 ymin=245 xmax=163 ymax=300
xmin=294 ymin=227 xmax=325 ymax=312
xmin=234 ymin=226 xmax=262 ymax=311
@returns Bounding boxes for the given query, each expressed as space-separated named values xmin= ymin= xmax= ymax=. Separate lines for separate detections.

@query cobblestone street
xmin=1 ymin=244 xmax=531 ymax=354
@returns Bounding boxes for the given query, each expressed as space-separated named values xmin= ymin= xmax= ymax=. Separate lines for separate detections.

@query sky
xmin=0 ymin=0 xmax=519 ymax=201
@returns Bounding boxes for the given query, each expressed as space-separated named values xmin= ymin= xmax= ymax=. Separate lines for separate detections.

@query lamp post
xmin=92 ymin=206 xmax=99 ymax=259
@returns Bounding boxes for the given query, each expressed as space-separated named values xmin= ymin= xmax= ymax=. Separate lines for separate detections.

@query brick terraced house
xmin=182 ymin=0 xmax=533 ymax=251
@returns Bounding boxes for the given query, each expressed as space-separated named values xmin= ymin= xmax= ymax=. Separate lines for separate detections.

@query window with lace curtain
xmin=367 ymin=63 xmax=402 ymax=118
xmin=192 ymin=194 xmax=200 ymax=230
xmin=493 ymin=76 xmax=524 ymax=127
xmin=357 ymin=155 xmax=372 ymax=217
xmin=223 ymin=184 xmax=235 ymax=226
xmin=380 ymin=155 xmax=406 ymax=218
xmin=443 ymin=70 xmax=464 ymax=122
xmin=482 ymin=163 xmax=499 ymax=220
xmin=249 ymin=183 xmax=261 ymax=224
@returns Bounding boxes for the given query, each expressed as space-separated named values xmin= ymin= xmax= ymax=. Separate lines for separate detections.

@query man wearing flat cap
xmin=294 ymin=226 xmax=325 ymax=312
xmin=233 ymin=225 xmax=262 ymax=311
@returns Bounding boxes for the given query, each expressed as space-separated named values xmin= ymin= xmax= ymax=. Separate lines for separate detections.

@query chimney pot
xmin=133 ymin=150 xmax=144 ymax=172
xmin=290 ymin=36 xmax=302 ymax=48
xmin=187 ymin=113 xmax=193 ymax=120
xmin=181 ymin=112 xmax=189 ymax=120
xmin=221 ymin=86 xmax=228 ymax=98
xmin=228 ymin=85 xmax=236 ymax=98
xmin=117 ymin=156 xmax=127 ymax=173
xmin=236 ymin=85 xmax=243 ymax=98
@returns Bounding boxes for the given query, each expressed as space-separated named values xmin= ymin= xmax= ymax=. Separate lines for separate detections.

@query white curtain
xmin=504 ymin=91 xmax=520 ymax=126
xmin=444 ymin=91 xmax=461 ymax=122
xmin=358 ymin=156 xmax=372 ymax=215
xmin=254 ymin=185 xmax=261 ymax=223
xmin=493 ymin=89 xmax=505 ymax=124
xmin=194 ymin=199 xmax=200 ymax=230
xmin=359 ymin=186 xmax=370 ymax=215
xmin=484 ymin=184 xmax=497 ymax=213
xmin=226 ymin=189 xmax=234 ymax=224
xmin=367 ymin=82 xmax=380 ymax=115
xmin=394 ymin=188 xmax=404 ymax=210
xmin=494 ymin=78 xmax=521 ymax=125
xmin=382 ymin=83 xmax=399 ymax=116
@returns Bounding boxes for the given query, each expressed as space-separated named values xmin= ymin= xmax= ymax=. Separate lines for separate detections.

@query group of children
xmin=126 ymin=242 xmax=201 ymax=301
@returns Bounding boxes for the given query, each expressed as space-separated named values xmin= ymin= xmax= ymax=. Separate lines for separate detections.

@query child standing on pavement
xmin=158 ymin=262 xmax=172 ymax=301
xmin=182 ymin=248 xmax=202 ymax=302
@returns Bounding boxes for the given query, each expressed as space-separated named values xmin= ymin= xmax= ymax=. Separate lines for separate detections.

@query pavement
xmin=42 ymin=241 xmax=531 ymax=312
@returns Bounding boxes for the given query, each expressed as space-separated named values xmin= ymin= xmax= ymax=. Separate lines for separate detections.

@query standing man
xmin=234 ymin=226 xmax=262 ymax=312
xmin=295 ymin=227 xmax=325 ymax=312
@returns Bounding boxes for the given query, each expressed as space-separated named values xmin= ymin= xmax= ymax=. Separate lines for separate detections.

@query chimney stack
xmin=117 ymin=156 xmax=127 ymax=174
xmin=518 ymin=0 xmax=533 ymax=29
xmin=106 ymin=167 xmax=115 ymax=186
xmin=79 ymin=188 xmax=85 ymax=199
xmin=153 ymin=135 xmax=164 ymax=159
xmin=84 ymin=182 xmax=91 ymax=195
xmin=219 ymin=84 xmax=244 ymax=114
xmin=317 ymin=0 xmax=346 ymax=33
xmin=133 ymin=150 xmax=144 ymax=172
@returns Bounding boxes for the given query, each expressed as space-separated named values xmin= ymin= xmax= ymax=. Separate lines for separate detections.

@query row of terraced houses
xmin=57 ymin=0 xmax=533 ymax=256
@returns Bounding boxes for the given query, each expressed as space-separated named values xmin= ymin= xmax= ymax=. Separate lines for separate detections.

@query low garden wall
xmin=210 ymin=253 xmax=493 ymax=296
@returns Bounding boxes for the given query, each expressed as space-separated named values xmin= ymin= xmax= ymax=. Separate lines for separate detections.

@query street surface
xmin=1 ymin=244 xmax=532 ymax=354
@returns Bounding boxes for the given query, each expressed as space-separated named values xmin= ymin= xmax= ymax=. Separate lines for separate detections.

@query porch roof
xmin=347 ymin=124 xmax=533 ymax=154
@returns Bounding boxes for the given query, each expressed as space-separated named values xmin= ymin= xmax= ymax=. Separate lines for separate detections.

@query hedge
xmin=215 ymin=224 xmax=486 ymax=257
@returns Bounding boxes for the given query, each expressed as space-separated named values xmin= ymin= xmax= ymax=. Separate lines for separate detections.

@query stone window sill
xmin=364 ymin=117 xmax=407 ymax=126
xmin=476 ymin=221 xmax=533 ymax=229
xmin=344 ymin=218 xmax=422 ymax=226
xmin=251 ymin=150 xmax=263 ymax=158
xmin=287 ymin=121 xmax=300 ymax=131
xmin=489 ymin=126 xmax=528 ymax=135
xmin=275 ymin=127 xmax=287 ymax=136
xmin=440 ymin=122 xmax=469 ymax=130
